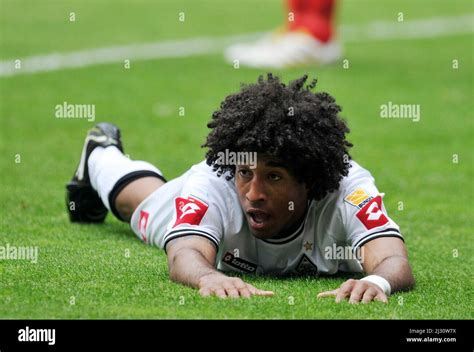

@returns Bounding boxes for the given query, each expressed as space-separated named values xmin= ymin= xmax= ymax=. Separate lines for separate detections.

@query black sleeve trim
xmin=352 ymin=227 xmax=400 ymax=249
xmin=354 ymin=227 xmax=401 ymax=248
xmin=163 ymin=229 xmax=219 ymax=252
xmin=354 ymin=231 xmax=404 ymax=252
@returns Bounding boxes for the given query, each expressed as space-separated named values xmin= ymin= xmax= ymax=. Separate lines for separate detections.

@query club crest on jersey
xmin=344 ymin=188 xmax=373 ymax=209
xmin=138 ymin=210 xmax=149 ymax=242
xmin=173 ymin=196 xmax=209 ymax=228
xmin=294 ymin=254 xmax=319 ymax=276
xmin=222 ymin=252 xmax=257 ymax=274
xmin=356 ymin=195 xmax=389 ymax=230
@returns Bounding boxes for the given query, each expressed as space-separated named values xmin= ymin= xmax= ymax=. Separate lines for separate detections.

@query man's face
xmin=235 ymin=156 xmax=309 ymax=239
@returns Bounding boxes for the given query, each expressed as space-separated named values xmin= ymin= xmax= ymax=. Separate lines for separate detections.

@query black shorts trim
xmin=109 ymin=170 xmax=166 ymax=222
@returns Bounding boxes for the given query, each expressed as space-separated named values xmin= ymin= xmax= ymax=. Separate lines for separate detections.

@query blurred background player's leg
xmin=224 ymin=0 xmax=341 ymax=68
xmin=288 ymin=0 xmax=335 ymax=43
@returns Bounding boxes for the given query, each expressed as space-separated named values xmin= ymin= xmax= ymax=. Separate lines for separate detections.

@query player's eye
xmin=268 ymin=173 xmax=282 ymax=181
xmin=238 ymin=168 xmax=252 ymax=178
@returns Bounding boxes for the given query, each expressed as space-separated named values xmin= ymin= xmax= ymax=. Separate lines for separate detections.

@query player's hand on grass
xmin=317 ymin=279 xmax=388 ymax=304
xmin=198 ymin=273 xmax=274 ymax=299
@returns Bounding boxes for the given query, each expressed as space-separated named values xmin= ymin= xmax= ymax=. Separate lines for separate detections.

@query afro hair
xmin=203 ymin=73 xmax=353 ymax=201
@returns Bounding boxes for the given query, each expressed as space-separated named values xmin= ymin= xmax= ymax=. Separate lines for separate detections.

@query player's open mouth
xmin=247 ymin=209 xmax=271 ymax=229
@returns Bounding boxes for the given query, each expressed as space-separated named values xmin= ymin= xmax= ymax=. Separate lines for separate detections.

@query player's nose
xmin=245 ymin=177 xmax=267 ymax=203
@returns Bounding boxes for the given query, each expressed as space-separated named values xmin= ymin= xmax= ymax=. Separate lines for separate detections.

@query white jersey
xmin=131 ymin=160 xmax=403 ymax=276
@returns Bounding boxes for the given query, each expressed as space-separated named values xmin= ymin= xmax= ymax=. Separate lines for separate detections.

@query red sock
xmin=287 ymin=0 xmax=335 ymax=43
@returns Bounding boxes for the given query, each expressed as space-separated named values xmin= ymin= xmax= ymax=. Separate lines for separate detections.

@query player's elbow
xmin=166 ymin=247 xmax=193 ymax=284
xmin=168 ymin=268 xmax=179 ymax=283
xmin=166 ymin=250 xmax=181 ymax=283
xmin=405 ymin=269 xmax=416 ymax=291
xmin=399 ymin=260 xmax=416 ymax=292
xmin=168 ymin=261 xmax=185 ymax=285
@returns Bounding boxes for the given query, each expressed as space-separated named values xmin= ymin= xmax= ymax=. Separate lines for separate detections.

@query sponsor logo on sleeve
xmin=173 ymin=196 xmax=209 ymax=228
xmin=138 ymin=210 xmax=149 ymax=242
xmin=356 ymin=195 xmax=389 ymax=230
xmin=344 ymin=188 xmax=374 ymax=209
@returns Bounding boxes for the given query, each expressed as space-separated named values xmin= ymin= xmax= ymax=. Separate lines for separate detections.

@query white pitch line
xmin=0 ymin=14 xmax=472 ymax=77
xmin=341 ymin=14 xmax=474 ymax=41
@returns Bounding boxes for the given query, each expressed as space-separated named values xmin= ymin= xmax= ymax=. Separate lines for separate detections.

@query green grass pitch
xmin=0 ymin=0 xmax=472 ymax=319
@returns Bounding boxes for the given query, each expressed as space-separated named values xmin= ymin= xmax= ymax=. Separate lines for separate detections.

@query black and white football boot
xmin=66 ymin=123 xmax=123 ymax=223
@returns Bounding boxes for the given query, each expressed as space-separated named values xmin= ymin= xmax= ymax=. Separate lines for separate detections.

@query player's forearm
xmin=369 ymin=255 xmax=415 ymax=293
xmin=168 ymin=248 xmax=224 ymax=288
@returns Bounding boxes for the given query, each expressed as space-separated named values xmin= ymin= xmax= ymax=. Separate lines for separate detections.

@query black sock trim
xmin=108 ymin=170 xmax=167 ymax=222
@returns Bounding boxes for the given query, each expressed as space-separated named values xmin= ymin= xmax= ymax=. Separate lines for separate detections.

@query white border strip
xmin=1 ymin=14 xmax=472 ymax=77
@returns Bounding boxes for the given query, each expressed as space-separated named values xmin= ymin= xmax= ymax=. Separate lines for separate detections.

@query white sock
xmin=88 ymin=146 xmax=163 ymax=210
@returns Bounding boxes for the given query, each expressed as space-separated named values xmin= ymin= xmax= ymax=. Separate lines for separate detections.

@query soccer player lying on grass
xmin=66 ymin=74 xmax=415 ymax=302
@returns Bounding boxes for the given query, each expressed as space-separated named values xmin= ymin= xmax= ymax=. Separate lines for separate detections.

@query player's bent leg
xmin=66 ymin=122 xmax=166 ymax=224
xmin=113 ymin=177 xmax=165 ymax=222
xmin=66 ymin=122 xmax=124 ymax=223
xmin=88 ymin=145 xmax=166 ymax=223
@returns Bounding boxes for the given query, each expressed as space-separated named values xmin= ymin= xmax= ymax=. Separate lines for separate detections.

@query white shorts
xmin=129 ymin=171 xmax=189 ymax=248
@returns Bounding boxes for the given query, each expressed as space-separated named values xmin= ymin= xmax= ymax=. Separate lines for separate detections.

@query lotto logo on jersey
xmin=173 ymin=196 xmax=209 ymax=228
xmin=356 ymin=196 xmax=389 ymax=230
xmin=344 ymin=188 xmax=373 ymax=209
xmin=222 ymin=252 xmax=257 ymax=274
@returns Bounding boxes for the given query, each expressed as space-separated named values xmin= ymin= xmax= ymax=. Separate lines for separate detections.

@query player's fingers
xmin=254 ymin=289 xmax=274 ymax=297
xmin=246 ymin=284 xmax=266 ymax=296
xmin=245 ymin=284 xmax=258 ymax=295
xmin=224 ymin=286 xmax=241 ymax=299
xmin=361 ymin=287 xmax=379 ymax=304
xmin=238 ymin=287 xmax=252 ymax=299
xmin=246 ymin=283 xmax=274 ymax=297
xmin=335 ymin=290 xmax=350 ymax=303
xmin=339 ymin=279 xmax=356 ymax=294
xmin=317 ymin=289 xmax=339 ymax=298
xmin=373 ymin=291 xmax=388 ymax=304
xmin=231 ymin=278 xmax=247 ymax=289
xmin=214 ymin=288 xmax=228 ymax=299
xmin=336 ymin=280 xmax=356 ymax=303
xmin=199 ymin=287 xmax=212 ymax=297
xmin=232 ymin=279 xmax=251 ymax=297
xmin=348 ymin=284 xmax=366 ymax=304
